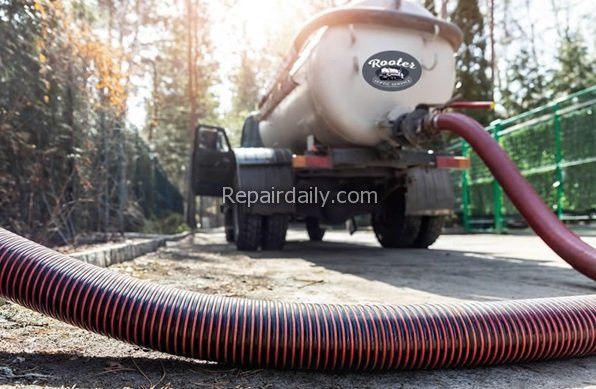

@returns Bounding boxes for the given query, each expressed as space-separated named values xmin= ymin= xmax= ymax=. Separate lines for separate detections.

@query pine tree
xmin=217 ymin=50 xmax=260 ymax=145
xmin=501 ymin=47 xmax=549 ymax=115
xmin=147 ymin=0 xmax=217 ymax=190
xmin=450 ymin=0 xmax=493 ymax=124
xmin=232 ymin=52 xmax=260 ymax=114
xmin=550 ymin=33 xmax=595 ymax=97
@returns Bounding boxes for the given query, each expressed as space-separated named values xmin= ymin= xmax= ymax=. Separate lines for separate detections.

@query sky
xmin=127 ymin=0 xmax=315 ymax=128
xmin=208 ymin=0 xmax=311 ymax=114
xmin=126 ymin=0 xmax=595 ymax=129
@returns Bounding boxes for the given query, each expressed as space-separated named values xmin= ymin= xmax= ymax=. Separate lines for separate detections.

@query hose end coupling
xmin=391 ymin=105 xmax=438 ymax=146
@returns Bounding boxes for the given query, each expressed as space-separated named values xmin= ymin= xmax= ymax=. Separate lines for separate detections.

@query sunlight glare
xmin=210 ymin=0 xmax=313 ymax=113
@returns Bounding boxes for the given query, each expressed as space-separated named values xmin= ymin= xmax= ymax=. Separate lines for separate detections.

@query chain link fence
xmin=130 ymin=133 xmax=184 ymax=219
xmin=450 ymin=86 xmax=596 ymax=231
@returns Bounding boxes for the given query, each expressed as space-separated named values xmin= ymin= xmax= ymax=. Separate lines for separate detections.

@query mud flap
xmin=405 ymin=167 xmax=454 ymax=216
xmin=232 ymin=148 xmax=295 ymax=215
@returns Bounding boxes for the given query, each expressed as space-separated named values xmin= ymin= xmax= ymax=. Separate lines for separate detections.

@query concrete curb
xmin=69 ymin=232 xmax=191 ymax=267
xmin=0 ymin=232 xmax=193 ymax=306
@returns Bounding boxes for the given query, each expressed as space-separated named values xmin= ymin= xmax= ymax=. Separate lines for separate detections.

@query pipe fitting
xmin=391 ymin=106 xmax=439 ymax=146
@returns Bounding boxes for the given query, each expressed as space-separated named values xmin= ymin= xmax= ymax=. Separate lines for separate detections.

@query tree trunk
xmin=185 ymin=0 xmax=197 ymax=229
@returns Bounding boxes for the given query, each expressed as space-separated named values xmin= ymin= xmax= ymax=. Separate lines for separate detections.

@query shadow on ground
xmin=0 ymin=351 xmax=594 ymax=388
xmin=1 ymin=233 xmax=594 ymax=388
xmin=173 ymin=236 xmax=595 ymax=301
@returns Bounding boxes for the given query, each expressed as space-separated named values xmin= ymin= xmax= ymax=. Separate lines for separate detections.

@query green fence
xmin=452 ymin=86 xmax=596 ymax=232
xmin=130 ymin=132 xmax=184 ymax=218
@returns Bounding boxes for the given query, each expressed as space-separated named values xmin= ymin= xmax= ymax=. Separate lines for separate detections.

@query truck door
xmin=191 ymin=125 xmax=236 ymax=197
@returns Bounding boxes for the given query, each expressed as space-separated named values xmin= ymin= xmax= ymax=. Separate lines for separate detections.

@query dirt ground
xmin=0 ymin=229 xmax=595 ymax=388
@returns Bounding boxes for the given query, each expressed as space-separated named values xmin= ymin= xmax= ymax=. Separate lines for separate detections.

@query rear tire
xmin=412 ymin=216 xmax=445 ymax=248
xmin=233 ymin=205 xmax=261 ymax=251
xmin=306 ymin=218 xmax=325 ymax=241
xmin=261 ymin=214 xmax=288 ymax=250
xmin=372 ymin=190 xmax=421 ymax=248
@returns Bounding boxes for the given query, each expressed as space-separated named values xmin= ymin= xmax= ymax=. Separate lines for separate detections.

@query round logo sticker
xmin=362 ymin=51 xmax=422 ymax=91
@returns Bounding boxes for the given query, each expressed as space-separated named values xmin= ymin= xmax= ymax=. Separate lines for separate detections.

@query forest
xmin=0 ymin=0 xmax=594 ymax=244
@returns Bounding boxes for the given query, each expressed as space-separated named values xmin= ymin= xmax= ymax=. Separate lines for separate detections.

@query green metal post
xmin=491 ymin=122 xmax=504 ymax=233
xmin=461 ymin=141 xmax=472 ymax=232
xmin=553 ymin=103 xmax=564 ymax=219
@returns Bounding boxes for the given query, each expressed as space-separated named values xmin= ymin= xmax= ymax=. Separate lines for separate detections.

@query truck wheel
xmin=306 ymin=218 xmax=325 ymax=241
xmin=372 ymin=190 xmax=421 ymax=248
xmin=413 ymin=216 xmax=445 ymax=248
xmin=233 ymin=205 xmax=261 ymax=251
xmin=224 ymin=207 xmax=235 ymax=243
xmin=261 ymin=214 xmax=289 ymax=250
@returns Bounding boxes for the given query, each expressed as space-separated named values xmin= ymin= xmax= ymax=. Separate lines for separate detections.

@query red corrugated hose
xmin=0 ymin=112 xmax=594 ymax=371
xmin=432 ymin=112 xmax=596 ymax=281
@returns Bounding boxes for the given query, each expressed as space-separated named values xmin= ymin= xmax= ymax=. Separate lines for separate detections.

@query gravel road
xmin=1 ymin=229 xmax=594 ymax=388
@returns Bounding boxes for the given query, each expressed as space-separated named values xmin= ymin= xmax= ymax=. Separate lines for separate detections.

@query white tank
xmin=258 ymin=0 xmax=462 ymax=152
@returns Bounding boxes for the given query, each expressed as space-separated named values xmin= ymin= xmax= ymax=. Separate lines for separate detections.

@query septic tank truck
xmin=188 ymin=0 xmax=472 ymax=251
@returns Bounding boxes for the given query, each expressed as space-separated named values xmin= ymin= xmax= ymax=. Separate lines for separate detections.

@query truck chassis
xmin=188 ymin=122 xmax=469 ymax=251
